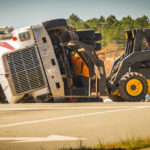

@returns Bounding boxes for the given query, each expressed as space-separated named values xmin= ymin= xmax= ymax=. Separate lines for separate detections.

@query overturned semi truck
xmin=1 ymin=18 xmax=150 ymax=103
xmin=0 ymin=19 xmax=106 ymax=103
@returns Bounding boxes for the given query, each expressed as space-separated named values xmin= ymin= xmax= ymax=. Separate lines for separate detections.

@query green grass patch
xmin=60 ymin=137 xmax=150 ymax=150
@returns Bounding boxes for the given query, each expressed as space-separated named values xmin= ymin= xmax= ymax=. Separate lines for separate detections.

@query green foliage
xmin=67 ymin=13 xmax=81 ymax=27
xmin=67 ymin=14 xmax=150 ymax=47
xmin=86 ymin=18 xmax=99 ymax=31
xmin=105 ymin=15 xmax=117 ymax=26
xmin=133 ymin=15 xmax=149 ymax=29
xmin=61 ymin=136 xmax=150 ymax=150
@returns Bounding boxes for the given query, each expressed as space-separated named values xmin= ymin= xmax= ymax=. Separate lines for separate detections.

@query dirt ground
xmin=97 ymin=42 xmax=124 ymax=76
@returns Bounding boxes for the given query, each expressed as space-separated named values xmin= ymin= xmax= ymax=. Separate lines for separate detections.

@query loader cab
xmin=108 ymin=28 xmax=150 ymax=102
xmin=125 ymin=29 xmax=150 ymax=54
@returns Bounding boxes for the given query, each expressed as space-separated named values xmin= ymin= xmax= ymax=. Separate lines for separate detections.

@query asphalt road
xmin=0 ymin=102 xmax=150 ymax=150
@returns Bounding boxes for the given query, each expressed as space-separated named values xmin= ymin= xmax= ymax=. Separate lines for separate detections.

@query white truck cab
xmin=0 ymin=24 xmax=64 ymax=103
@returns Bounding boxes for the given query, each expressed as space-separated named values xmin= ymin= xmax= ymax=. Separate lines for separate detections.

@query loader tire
xmin=94 ymin=33 xmax=102 ymax=41
xmin=76 ymin=30 xmax=95 ymax=40
xmin=119 ymin=72 xmax=148 ymax=101
xmin=43 ymin=19 xmax=67 ymax=31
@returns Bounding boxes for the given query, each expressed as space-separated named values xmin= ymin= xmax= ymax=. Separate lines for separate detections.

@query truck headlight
xmin=19 ymin=31 xmax=30 ymax=41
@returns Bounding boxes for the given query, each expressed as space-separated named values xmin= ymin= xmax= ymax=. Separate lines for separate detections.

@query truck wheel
xmin=0 ymin=86 xmax=8 ymax=104
xmin=76 ymin=30 xmax=95 ymax=40
xmin=80 ymin=40 xmax=95 ymax=47
xmin=60 ymin=31 xmax=79 ymax=43
xmin=119 ymin=72 xmax=148 ymax=101
xmin=42 ymin=19 xmax=67 ymax=31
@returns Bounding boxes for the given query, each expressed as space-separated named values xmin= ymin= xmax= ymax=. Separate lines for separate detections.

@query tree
xmin=99 ymin=16 xmax=105 ymax=23
xmin=121 ymin=16 xmax=133 ymax=30
xmin=105 ymin=15 xmax=117 ymax=26
xmin=67 ymin=14 xmax=150 ymax=47
xmin=67 ymin=13 xmax=82 ymax=28
xmin=86 ymin=17 xmax=99 ymax=31
xmin=133 ymin=15 xmax=149 ymax=29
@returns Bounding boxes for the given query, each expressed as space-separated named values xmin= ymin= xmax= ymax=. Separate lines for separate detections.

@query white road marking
xmin=0 ymin=106 xmax=149 ymax=128
xmin=0 ymin=106 xmax=148 ymax=111
xmin=0 ymin=135 xmax=86 ymax=143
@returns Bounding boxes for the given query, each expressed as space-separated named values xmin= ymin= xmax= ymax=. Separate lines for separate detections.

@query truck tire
xmin=42 ymin=19 xmax=67 ymax=31
xmin=94 ymin=33 xmax=102 ymax=41
xmin=95 ymin=43 xmax=102 ymax=51
xmin=80 ymin=40 xmax=95 ymax=47
xmin=119 ymin=72 xmax=148 ymax=101
xmin=76 ymin=30 xmax=95 ymax=40
xmin=0 ymin=85 xmax=8 ymax=104
xmin=60 ymin=31 xmax=79 ymax=43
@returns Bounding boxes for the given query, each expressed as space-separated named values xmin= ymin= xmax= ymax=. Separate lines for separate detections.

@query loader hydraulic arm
xmin=67 ymin=40 xmax=107 ymax=96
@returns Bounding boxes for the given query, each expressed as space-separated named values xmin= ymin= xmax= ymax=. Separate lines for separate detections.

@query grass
xmin=60 ymin=137 xmax=150 ymax=150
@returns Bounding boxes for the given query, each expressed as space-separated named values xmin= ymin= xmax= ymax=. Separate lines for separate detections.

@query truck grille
xmin=7 ymin=46 xmax=46 ymax=94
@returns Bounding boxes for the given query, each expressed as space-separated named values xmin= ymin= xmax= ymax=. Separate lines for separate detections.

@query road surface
xmin=0 ymin=102 xmax=150 ymax=150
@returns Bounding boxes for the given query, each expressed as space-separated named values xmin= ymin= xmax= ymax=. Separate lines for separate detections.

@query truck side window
xmin=42 ymin=37 xmax=47 ymax=43
xmin=51 ymin=59 xmax=56 ymax=65
xmin=56 ymin=82 xmax=60 ymax=89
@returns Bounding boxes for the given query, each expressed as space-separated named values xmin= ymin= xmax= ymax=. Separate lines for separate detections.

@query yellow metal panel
xmin=112 ymin=89 xmax=120 ymax=96
xmin=126 ymin=79 xmax=143 ymax=96
xmin=147 ymin=79 xmax=150 ymax=94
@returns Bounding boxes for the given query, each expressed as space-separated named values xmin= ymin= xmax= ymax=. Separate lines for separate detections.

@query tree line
xmin=67 ymin=14 xmax=150 ymax=47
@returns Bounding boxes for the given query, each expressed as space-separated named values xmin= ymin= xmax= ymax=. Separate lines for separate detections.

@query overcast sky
xmin=0 ymin=0 xmax=150 ymax=28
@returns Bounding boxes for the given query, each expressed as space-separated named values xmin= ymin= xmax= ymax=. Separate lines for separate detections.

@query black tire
xmin=94 ymin=33 xmax=102 ymax=41
xmin=59 ymin=31 xmax=79 ymax=43
xmin=95 ymin=43 xmax=102 ymax=51
xmin=80 ymin=39 xmax=95 ymax=47
xmin=0 ymin=85 xmax=8 ymax=104
xmin=42 ymin=19 xmax=67 ymax=31
xmin=108 ymin=94 xmax=124 ymax=102
xmin=119 ymin=72 xmax=148 ymax=101
xmin=76 ymin=30 xmax=95 ymax=40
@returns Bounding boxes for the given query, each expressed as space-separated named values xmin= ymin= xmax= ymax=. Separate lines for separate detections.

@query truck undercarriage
xmin=41 ymin=19 xmax=107 ymax=101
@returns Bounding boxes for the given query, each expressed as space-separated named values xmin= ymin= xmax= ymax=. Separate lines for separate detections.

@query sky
xmin=0 ymin=0 xmax=150 ymax=28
